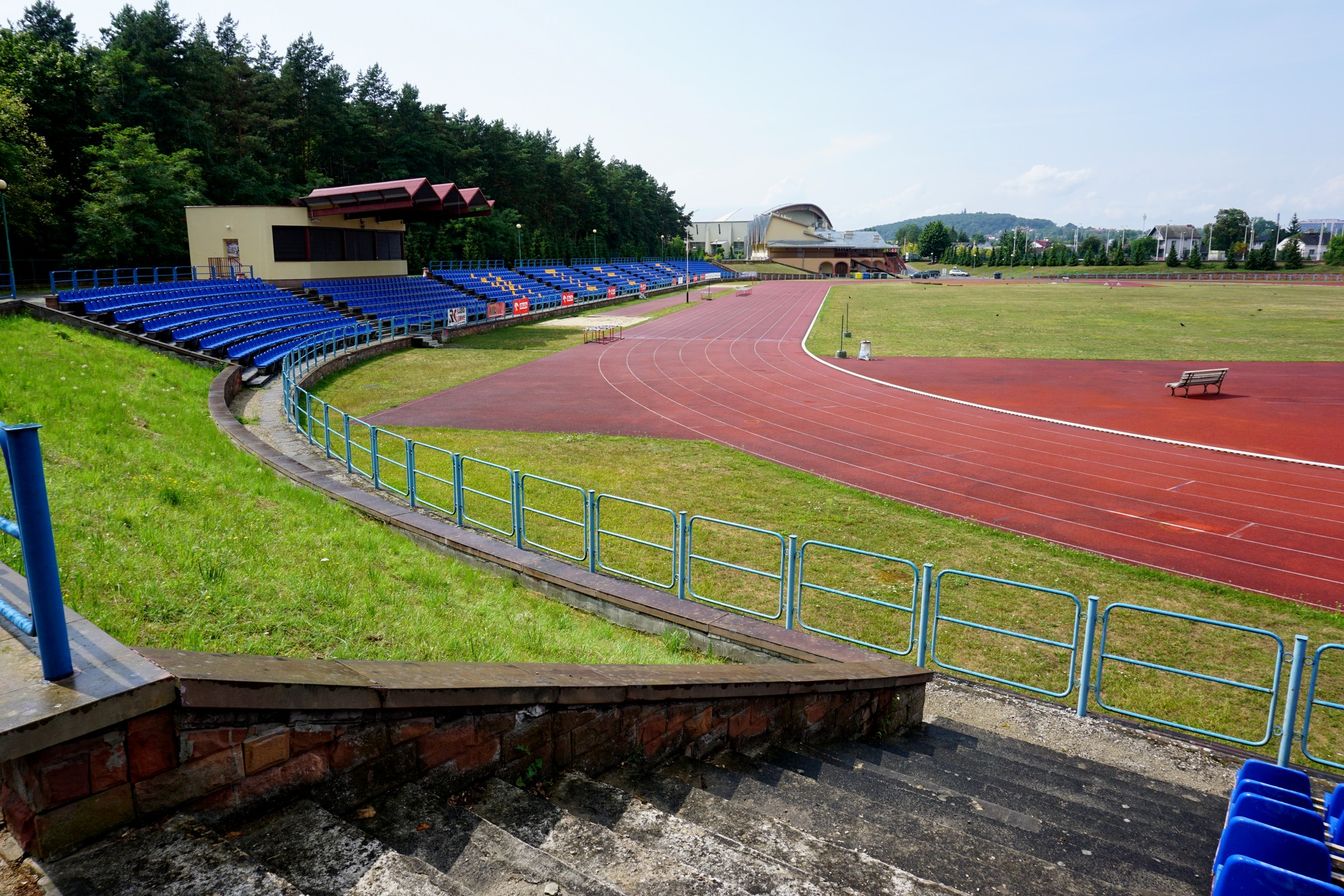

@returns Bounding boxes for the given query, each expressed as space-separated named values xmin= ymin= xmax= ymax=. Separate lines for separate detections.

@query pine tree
xmin=1187 ymin=245 xmax=1202 ymax=269
xmin=1282 ymin=237 xmax=1304 ymax=269
xmin=1165 ymin=244 xmax=1179 ymax=267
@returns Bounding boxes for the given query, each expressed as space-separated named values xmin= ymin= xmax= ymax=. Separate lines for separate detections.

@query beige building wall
xmin=186 ymin=206 xmax=407 ymax=282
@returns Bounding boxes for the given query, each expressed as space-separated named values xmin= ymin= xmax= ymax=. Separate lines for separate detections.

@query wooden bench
xmin=1166 ymin=368 xmax=1228 ymax=396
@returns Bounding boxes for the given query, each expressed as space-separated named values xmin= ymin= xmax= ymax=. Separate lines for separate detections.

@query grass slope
xmin=807 ymin=281 xmax=1344 ymax=361
xmin=0 ymin=316 xmax=711 ymax=665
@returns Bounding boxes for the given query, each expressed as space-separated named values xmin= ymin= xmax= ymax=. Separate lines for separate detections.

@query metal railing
xmin=0 ymin=423 xmax=72 ymax=680
xmin=49 ymin=265 xmax=256 ymax=294
xmin=279 ymin=320 xmax=1344 ymax=772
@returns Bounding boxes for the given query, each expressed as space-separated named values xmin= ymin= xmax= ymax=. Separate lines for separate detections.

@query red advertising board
xmin=513 ymin=298 xmax=530 ymax=315
xmin=639 ymin=282 xmax=647 ymax=294
xmin=486 ymin=302 xmax=506 ymax=319
xmin=561 ymin=294 xmax=575 ymax=306
xmin=606 ymin=286 xmax=617 ymax=299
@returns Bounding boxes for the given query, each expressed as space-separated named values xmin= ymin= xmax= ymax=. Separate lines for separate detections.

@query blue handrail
xmin=0 ymin=423 xmax=72 ymax=680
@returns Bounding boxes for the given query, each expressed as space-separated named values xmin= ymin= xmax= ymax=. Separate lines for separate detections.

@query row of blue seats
xmin=68 ymin=280 xmax=281 ymax=315
xmin=1211 ymin=759 xmax=1344 ymax=894
xmin=91 ymin=284 xmax=285 ymax=316
xmin=434 ymin=268 xmax=563 ymax=307
xmin=64 ymin=277 xmax=365 ymax=369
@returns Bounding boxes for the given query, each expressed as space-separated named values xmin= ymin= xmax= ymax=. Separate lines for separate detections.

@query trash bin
xmin=858 ymin=340 xmax=872 ymax=361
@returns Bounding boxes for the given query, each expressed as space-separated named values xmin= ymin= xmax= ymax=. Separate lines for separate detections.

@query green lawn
xmin=961 ymin=262 xmax=1344 ymax=280
xmin=313 ymin=321 xmax=1344 ymax=765
xmin=0 ymin=315 xmax=713 ymax=666
xmin=806 ymin=280 xmax=1344 ymax=361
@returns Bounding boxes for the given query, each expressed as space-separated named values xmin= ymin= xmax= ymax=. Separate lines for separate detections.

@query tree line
xmin=0 ymin=1 xmax=689 ymax=282
xmin=909 ymin=208 xmax=1343 ymax=270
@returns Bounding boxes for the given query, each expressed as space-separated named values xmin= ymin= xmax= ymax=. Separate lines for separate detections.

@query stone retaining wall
xmin=1 ymin=653 xmax=927 ymax=857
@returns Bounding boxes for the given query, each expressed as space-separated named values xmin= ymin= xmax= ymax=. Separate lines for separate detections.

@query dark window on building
xmin=271 ymin=224 xmax=405 ymax=263
xmin=310 ymin=228 xmax=344 ymax=262
xmin=272 ymin=226 xmax=308 ymax=262
xmin=344 ymin=229 xmax=377 ymax=261
xmin=375 ymin=231 xmax=404 ymax=260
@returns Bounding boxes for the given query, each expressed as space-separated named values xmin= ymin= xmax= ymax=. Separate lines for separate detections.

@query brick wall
xmin=1 ymin=657 xmax=926 ymax=858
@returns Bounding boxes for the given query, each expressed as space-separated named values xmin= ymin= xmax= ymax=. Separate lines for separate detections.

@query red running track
xmin=371 ymin=281 xmax=1344 ymax=608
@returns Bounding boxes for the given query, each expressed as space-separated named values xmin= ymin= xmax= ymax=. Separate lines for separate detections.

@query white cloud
xmin=997 ymin=164 xmax=1092 ymax=197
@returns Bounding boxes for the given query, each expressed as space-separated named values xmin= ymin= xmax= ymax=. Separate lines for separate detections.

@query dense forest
xmin=0 ymin=1 xmax=689 ymax=284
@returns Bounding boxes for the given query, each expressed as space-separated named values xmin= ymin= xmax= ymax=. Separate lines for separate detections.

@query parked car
xmin=947 ymin=268 xmax=970 ymax=277
xmin=909 ymin=269 xmax=940 ymax=279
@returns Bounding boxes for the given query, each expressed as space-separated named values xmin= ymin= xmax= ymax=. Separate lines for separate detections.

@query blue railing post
xmin=343 ymin=414 xmax=353 ymax=475
xmin=586 ymin=490 xmax=598 ymax=573
xmin=452 ymin=453 xmax=465 ymax=527
xmin=405 ymin=441 xmax=417 ymax=507
xmin=1277 ymin=635 xmax=1309 ymax=767
xmin=369 ymin=427 xmax=380 ymax=488
xmin=304 ymin=392 xmax=315 ymax=445
xmin=1077 ymin=595 xmax=1100 ymax=718
xmin=3 ymin=424 xmax=73 ymax=680
xmin=676 ymin=511 xmax=689 ymax=600
xmin=783 ymin=534 xmax=798 ymax=630
xmin=322 ymin=405 xmax=332 ymax=460
xmin=512 ymin=470 xmax=525 ymax=549
xmin=915 ymin=562 xmax=933 ymax=667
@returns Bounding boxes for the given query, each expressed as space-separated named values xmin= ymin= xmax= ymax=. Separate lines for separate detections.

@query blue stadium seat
xmin=1213 ymin=854 xmax=1344 ymax=896
xmin=1213 ymin=818 xmax=1331 ymax=883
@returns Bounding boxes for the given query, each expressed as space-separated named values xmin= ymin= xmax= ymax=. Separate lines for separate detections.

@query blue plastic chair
xmin=1214 ymin=818 xmax=1331 ymax=883
xmin=1230 ymin=779 xmax=1319 ymax=814
xmin=1230 ymin=793 xmax=1325 ymax=841
xmin=1239 ymin=759 xmax=1314 ymax=796
xmin=1213 ymin=854 xmax=1344 ymax=895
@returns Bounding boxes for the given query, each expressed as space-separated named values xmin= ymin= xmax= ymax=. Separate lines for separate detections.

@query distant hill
xmin=869 ymin=212 xmax=1075 ymax=240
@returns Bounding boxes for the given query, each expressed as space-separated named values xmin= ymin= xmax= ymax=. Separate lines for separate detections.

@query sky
xmin=41 ymin=0 xmax=1344 ymax=230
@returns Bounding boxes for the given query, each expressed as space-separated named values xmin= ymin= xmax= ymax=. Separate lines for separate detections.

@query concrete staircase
xmin=34 ymin=719 xmax=1226 ymax=895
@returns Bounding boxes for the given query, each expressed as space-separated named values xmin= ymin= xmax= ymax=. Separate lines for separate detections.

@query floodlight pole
xmin=682 ymin=224 xmax=693 ymax=304
xmin=0 ymin=180 xmax=15 ymax=299
xmin=591 ymin=228 xmax=597 ymax=261
xmin=515 ymin=222 xmax=522 ymax=265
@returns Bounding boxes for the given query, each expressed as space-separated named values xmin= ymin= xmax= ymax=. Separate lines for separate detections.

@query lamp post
xmin=684 ymin=227 xmax=691 ymax=303
xmin=515 ymin=222 xmax=522 ymax=265
xmin=591 ymin=228 xmax=597 ymax=261
xmin=0 ymin=180 xmax=15 ymax=299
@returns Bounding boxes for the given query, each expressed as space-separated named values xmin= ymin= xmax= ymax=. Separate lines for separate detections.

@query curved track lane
xmin=371 ymin=281 xmax=1344 ymax=608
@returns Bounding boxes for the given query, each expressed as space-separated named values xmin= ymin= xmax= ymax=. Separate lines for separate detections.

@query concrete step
xmin=546 ymin=769 xmax=868 ymax=896
xmin=38 ymin=815 xmax=308 ymax=896
xmin=356 ymin=777 xmax=628 ymax=896
xmin=600 ymin=763 xmax=969 ymax=896
xmin=469 ymin=777 xmax=750 ymax=895
xmin=773 ymin=743 xmax=1210 ymax=894
xmin=670 ymin=751 xmax=1151 ymax=896
xmin=235 ymin=799 xmax=473 ymax=896
xmin=806 ymin=726 xmax=1221 ymax=864
xmin=921 ymin=718 xmax=1225 ymax=823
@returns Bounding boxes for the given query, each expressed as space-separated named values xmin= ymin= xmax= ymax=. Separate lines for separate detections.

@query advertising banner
xmin=606 ymin=287 xmax=617 ymax=299
xmin=486 ymin=302 xmax=506 ymax=319
xmin=639 ymin=282 xmax=647 ymax=294
xmin=447 ymin=307 xmax=467 ymax=324
xmin=513 ymin=298 xmax=530 ymax=315
xmin=561 ymin=291 xmax=575 ymax=305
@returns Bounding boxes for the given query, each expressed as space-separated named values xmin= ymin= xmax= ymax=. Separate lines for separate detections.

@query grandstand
xmin=52 ymin=279 xmax=370 ymax=371
xmin=42 ymin=252 xmax=735 ymax=376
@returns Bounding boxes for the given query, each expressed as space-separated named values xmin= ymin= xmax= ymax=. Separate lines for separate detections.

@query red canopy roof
xmin=297 ymin=178 xmax=493 ymax=222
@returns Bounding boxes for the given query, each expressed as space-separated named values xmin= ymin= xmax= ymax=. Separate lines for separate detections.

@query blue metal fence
xmin=0 ymin=423 xmax=72 ymax=680
xmin=49 ymin=264 xmax=256 ymax=294
xmin=280 ymin=321 xmax=1344 ymax=771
